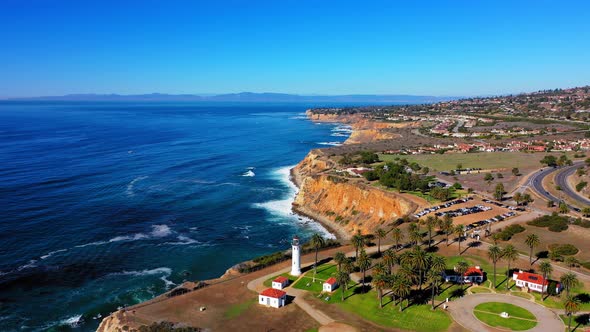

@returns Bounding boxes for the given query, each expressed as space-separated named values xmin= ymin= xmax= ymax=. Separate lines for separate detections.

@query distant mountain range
xmin=5 ymin=92 xmax=459 ymax=104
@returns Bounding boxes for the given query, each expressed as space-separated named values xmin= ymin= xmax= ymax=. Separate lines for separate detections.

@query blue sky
xmin=1 ymin=0 xmax=589 ymax=97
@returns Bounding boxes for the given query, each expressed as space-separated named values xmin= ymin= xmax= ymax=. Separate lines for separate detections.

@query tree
xmin=565 ymin=256 xmax=580 ymax=270
xmin=560 ymin=272 xmax=579 ymax=298
xmin=455 ymin=225 xmax=465 ymax=255
xmin=409 ymin=229 xmax=423 ymax=247
xmin=409 ymin=246 xmax=429 ymax=289
xmin=421 ymin=166 xmax=430 ymax=175
xmin=375 ymin=228 xmax=387 ymax=256
xmin=334 ymin=251 xmax=347 ymax=272
xmin=522 ymin=193 xmax=532 ymax=205
xmin=564 ymin=295 xmax=581 ymax=332
xmin=494 ymin=183 xmax=505 ymax=201
xmin=455 ymin=261 xmax=469 ymax=291
xmin=488 ymin=245 xmax=503 ymax=289
xmin=559 ymin=201 xmax=570 ymax=214
xmin=391 ymin=274 xmax=411 ymax=312
xmin=422 ymin=216 xmax=437 ymax=249
xmin=484 ymin=173 xmax=494 ymax=185
xmin=513 ymin=192 xmax=522 ymax=205
xmin=539 ymin=261 xmax=553 ymax=301
xmin=373 ymin=262 xmax=387 ymax=276
xmin=442 ymin=215 xmax=454 ymax=246
xmin=582 ymin=207 xmax=590 ymax=217
xmin=426 ymin=269 xmax=443 ymax=309
xmin=372 ymin=273 xmax=387 ymax=308
xmin=502 ymin=244 xmax=518 ymax=290
xmin=512 ymin=167 xmax=520 ymax=176
xmin=524 ymin=234 xmax=540 ymax=265
xmin=456 ymin=163 xmax=463 ymax=170
xmin=391 ymin=227 xmax=403 ymax=251
xmin=357 ymin=250 xmax=372 ymax=292
xmin=541 ymin=155 xmax=558 ymax=167
xmin=336 ymin=270 xmax=351 ymax=302
xmin=310 ymin=233 xmax=325 ymax=282
xmin=351 ymin=230 xmax=365 ymax=260
xmin=382 ymin=249 xmax=397 ymax=274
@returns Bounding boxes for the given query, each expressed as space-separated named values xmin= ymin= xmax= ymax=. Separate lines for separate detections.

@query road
xmin=526 ymin=161 xmax=587 ymax=210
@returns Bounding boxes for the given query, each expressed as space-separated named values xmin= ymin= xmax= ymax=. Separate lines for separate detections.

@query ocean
xmin=0 ymin=102 xmax=352 ymax=331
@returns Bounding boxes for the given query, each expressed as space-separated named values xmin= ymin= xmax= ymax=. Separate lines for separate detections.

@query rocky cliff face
xmin=292 ymin=152 xmax=416 ymax=239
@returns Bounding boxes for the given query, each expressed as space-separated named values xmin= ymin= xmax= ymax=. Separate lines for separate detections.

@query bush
xmin=548 ymin=243 xmax=579 ymax=256
xmin=496 ymin=224 xmax=525 ymax=241
xmin=139 ymin=322 xmax=202 ymax=332
xmin=527 ymin=214 xmax=570 ymax=232
xmin=576 ymin=181 xmax=587 ymax=192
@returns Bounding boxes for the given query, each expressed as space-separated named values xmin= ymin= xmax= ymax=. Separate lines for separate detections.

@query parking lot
xmin=416 ymin=197 xmax=516 ymax=227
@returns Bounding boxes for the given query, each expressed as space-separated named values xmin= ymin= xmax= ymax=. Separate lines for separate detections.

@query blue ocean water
xmin=0 ymin=102 xmax=351 ymax=331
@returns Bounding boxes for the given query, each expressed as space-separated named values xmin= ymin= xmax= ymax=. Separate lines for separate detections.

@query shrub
xmin=548 ymin=243 xmax=579 ymax=256
xmin=527 ymin=214 xmax=570 ymax=232
xmin=496 ymin=224 xmax=525 ymax=241
xmin=576 ymin=181 xmax=587 ymax=192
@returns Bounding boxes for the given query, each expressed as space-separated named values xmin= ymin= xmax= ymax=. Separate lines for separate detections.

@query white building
xmin=272 ymin=276 xmax=289 ymax=290
xmin=512 ymin=271 xmax=561 ymax=294
xmin=291 ymin=236 xmax=301 ymax=276
xmin=323 ymin=277 xmax=338 ymax=292
xmin=443 ymin=266 xmax=484 ymax=284
xmin=259 ymin=288 xmax=287 ymax=308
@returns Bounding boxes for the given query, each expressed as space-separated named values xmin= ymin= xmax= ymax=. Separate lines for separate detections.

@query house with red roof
xmin=258 ymin=288 xmax=287 ymax=308
xmin=512 ymin=271 xmax=561 ymax=294
xmin=272 ymin=276 xmax=289 ymax=290
xmin=443 ymin=266 xmax=484 ymax=284
xmin=323 ymin=277 xmax=339 ymax=292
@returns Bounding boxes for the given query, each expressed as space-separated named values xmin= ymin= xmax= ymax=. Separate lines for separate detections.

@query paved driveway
xmin=447 ymin=293 xmax=564 ymax=332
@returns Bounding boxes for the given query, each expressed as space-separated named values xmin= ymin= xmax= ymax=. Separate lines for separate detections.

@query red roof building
xmin=323 ymin=277 xmax=339 ymax=292
xmin=274 ymin=276 xmax=289 ymax=283
xmin=325 ymin=277 xmax=337 ymax=285
xmin=260 ymin=288 xmax=287 ymax=299
xmin=443 ymin=266 xmax=484 ymax=284
xmin=513 ymin=271 xmax=561 ymax=294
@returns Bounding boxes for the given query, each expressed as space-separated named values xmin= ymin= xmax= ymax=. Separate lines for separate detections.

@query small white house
xmin=513 ymin=271 xmax=561 ymax=294
xmin=272 ymin=276 xmax=289 ymax=290
xmin=323 ymin=277 xmax=338 ymax=292
xmin=443 ymin=266 xmax=484 ymax=284
xmin=259 ymin=288 xmax=287 ymax=308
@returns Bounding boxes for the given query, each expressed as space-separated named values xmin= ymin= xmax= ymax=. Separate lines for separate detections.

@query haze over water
xmin=0 ymin=102 xmax=351 ymax=331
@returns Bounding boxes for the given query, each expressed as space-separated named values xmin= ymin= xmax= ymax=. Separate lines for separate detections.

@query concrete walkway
xmin=448 ymin=293 xmax=564 ymax=332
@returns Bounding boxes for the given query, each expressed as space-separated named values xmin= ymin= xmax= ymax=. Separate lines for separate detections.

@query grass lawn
xmin=435 ymin=283 xmax=467 ymax=301
xmin=471 ymin=287 xmax=491 ymax=294
xmin=512 ymin=292 xmax=533 ymax=300
xmin=224 ymin=298 xmax=256 ymax=319
xmin=530 ymin=291 xmax=590 ymax=311
xmin=293 ymin=264 xmax=338 ymax=293
xmin=335 ymin=289 xmax=452 ymax=332
xmin=475 ymin=302 xmax=536 ymax=320
xmin=379 ymin=152 xmax=576 ymax=172
xmin=473 ymin=311 xmax=537 ymax=331
xmin=262 ymin=272 xmax=297 ymax=288
xmin=560 ymin=314 xmax=590 ymax=330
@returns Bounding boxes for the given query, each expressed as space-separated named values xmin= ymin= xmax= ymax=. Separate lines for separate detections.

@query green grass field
xmin=336 ymin=290 xmax=452 ymax=332
xmin=379 ymin=152 xmax=577 ymax=172
xmin=470 ymin=287 xmax=492 ymax=294
xmin=224 ymin=298 xmax=256 ymax=319
xmin=475 ymin=302 xmax=536 ymax=320
xmin=292 ymin=264 xmax=338 ymax=293
xmin=473 ymin=311 xmax=537 ymax=331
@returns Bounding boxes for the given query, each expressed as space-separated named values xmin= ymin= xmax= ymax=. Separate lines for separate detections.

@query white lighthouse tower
xmin=290 ymin=235 xmax=301 ymax=276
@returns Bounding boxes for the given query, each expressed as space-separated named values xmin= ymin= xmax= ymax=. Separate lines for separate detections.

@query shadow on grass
xmin=301 ymin=257 xmax=333 ymax=274
xmin=426 ymin=245 xmax=439 ymax=253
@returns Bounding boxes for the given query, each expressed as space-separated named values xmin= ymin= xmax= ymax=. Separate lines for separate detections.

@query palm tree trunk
xmin=429 ymin=230 xmax=432 ymax=248
xmin=313 ymin=248 xmax=318 ymax=282
xmin=506 ymin=262 xmax=511 ymax=290
xmin=379 ymin=289 xmax=383 ymax=308
xmin=446 ymin=232 xmax=449 ymax=246
xmin=458 ymin=239 xmax=461 ymax=255
xmin=529 ymin=247 xmax=533 ymax=265
xmin=419 ymin=269 xmax=423 ymax=289
xmin=341 ymin=285 xmax=345 ymax=301
xmin=568 ymin=314 xmax=572 ymax=332
xmin=542 ymin=273 xmax=546 ymax=301
xmin=493 ymin=262 xmax=496 ymax=289
xmin=431 ymin=284 xmax=436 ymax=309
xmin=378 ymin=238 xmax=381 ymax=255
xmin=362 ymin=270 xmax=366 ymax=292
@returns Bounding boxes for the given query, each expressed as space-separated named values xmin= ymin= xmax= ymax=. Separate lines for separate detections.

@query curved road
xmin=527 ymin=161 xmax=588 ymax=209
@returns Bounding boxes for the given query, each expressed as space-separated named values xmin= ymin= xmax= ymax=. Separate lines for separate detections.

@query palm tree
xmin=455 ymin=261 xmax=469 ymax=291
xmin=357 ymin=249 xmax=372 ymax=292
xmin=351 ymin=230 xmax=365 ymax=260
xmin=429 ymin=254 xmax=447 ymax=275
xmin=539 ymin=261 xmax=553 ymax=301
xmin=455 ymin=225 xmax=465 ymax=255
xmin=391 ymin=227 xmax=403 ymax=251
xmin=426 ymin=269 xmax=443 ymax=309
xmin=564 ymin=295 xmax=581 ymax=332
xmin=375 ymin=228 xmax=387 ymax=256
xmin=488 ymin=245 xmax=502 ymax=289
xmin=422 ymin=216 xmax=437 ymax=249
xmin=310 ymin=233 xmax=325 ymax=282
xmin=565 ymin=256 xmax=580 ymax=270
xmin=524 ymin=234 xmax=540 ymax=265
xmin=373 ymin=273 xmax=388 ymax=308
xmin=334 ymin=251 xmax=347 ymax=272
xmin=405 ymin=246 xmax=428 ymax=289
xmin=561 ymin=272 xmax=579 ymax=297
xmin=382 ymin=249 xmax=397 ymax=274
xmin=409 ymin=230 xmax=423 ymax=247
xmin=391 ymin=274 xmax=411 ymax=312
xmin=336 ymin=270 xmax=351 ymax=302
xmin=502 ymin=244 xmax=518 ymax=290
xmin=373 ymin=262 xmax=387 ymax=276
xmin=442 ymin=215 xmax=454 ymax=246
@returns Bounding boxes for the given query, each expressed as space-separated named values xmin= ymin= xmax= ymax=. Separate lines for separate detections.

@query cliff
xmin=292 ymin=152 xmax=417 ymax=239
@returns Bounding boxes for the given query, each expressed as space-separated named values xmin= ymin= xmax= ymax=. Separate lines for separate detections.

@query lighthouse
xmin=290 ymin=235 xmax=301 ymax=276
